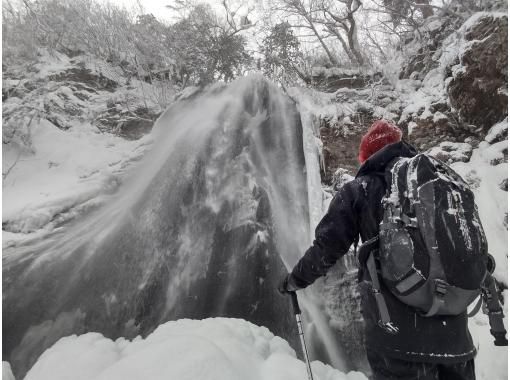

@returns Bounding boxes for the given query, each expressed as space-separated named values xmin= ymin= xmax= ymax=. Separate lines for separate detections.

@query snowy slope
xmin=3 ymin=50 xmax=164 ymax=246
xmin=3 ymin=120 xmax=152 ymax=240
xmin=451 ymin=121 xmax=508 ymax=380
xmin=8 ymin=318 xmax=367 ymax=380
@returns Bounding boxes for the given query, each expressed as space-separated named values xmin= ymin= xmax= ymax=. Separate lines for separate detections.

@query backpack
xmin=360 ymin=154 xmax=507 ymax=345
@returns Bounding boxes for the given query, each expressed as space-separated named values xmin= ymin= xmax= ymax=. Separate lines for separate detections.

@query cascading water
xmin=3 ymin=75 xmax=347 ymax=378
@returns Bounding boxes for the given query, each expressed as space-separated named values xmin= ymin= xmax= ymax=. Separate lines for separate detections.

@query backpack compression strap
xmin=366 ymin=250 xmax=399 ymax=334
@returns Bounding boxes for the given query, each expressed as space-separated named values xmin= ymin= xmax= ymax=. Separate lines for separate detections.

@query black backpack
xmin=360 ymin=154 xmax=507 ymax=345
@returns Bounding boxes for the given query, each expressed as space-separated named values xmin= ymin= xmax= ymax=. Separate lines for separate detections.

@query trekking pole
xmin=289 ymin=291 xmax=315 ymax=380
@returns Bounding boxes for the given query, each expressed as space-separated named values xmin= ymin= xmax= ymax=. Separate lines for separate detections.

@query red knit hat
xmin=358 ymin=120 xmax=402 ymax=164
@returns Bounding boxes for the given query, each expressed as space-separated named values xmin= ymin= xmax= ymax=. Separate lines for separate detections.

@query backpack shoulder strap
xmin=383 ymin=157 xmax=401 ymax=195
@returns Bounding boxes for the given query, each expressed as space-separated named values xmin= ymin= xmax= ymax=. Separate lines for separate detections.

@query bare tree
xmin=221 ymin=0 xmax=256 ymax=36
xmin=271 ymin=0 xmax=339 ymax=65
xmin=316 ymin=0 xmax=365 ymax=66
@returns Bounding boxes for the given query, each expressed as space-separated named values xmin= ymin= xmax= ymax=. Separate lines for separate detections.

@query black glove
xmin=278 ymin=274 xmax=301 ymax=294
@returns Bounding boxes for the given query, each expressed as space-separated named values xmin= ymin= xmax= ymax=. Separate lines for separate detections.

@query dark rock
xmin=403 ymin=111 xmax=484 ymax=151
xmin=312 ymin=68 xmax=385 ymax=92
xmin=49 ymin=68 xmax=118 ymax=92
xmin=499 ymin=178 xmax=508 ymax=191
xmin=447 ymin=14 xmax=508 ymax=132
xmin=319 ymin=119 xmax=370 ymax=183
xmin=400 ymin=17 xmax=463 ymax=80
xmin=95 ymin=106 xmax=159 ymax=140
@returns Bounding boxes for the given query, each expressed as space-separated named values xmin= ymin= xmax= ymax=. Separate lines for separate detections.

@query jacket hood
xmin=355 ymin=140 xmax=417 ymax=178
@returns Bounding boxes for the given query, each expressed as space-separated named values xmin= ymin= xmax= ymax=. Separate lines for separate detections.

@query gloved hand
xmin=278 ymin=274 xmax=301 ymax=294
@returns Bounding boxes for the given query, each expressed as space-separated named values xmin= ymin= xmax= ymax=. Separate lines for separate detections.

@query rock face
xmin=311 ymin=67 xmax=384 ymax=93
xmin=312 ymin=85 xmax=402 ymax=182
xmin=447 ymin=14 xmax=508 ymax=132
xmin=320 ymin=123 xmax=366 ymax=180
xmin=2 ymin=51 xmax=163 ymax=150
xmin=398 ymin=13 xmax=507 ymax=152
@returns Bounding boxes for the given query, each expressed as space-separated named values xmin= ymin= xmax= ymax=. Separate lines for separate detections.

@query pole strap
xmin=483 ymin=274 xmax=508 ymax=346
xmin=290 ymin=291 xmax=301 ymax=315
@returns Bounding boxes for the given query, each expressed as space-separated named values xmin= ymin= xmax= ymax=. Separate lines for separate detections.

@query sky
xmin=107 ymin=0 xmax=181 ymax=22
xmin=108 ymin=0 xmax=255 ymax=24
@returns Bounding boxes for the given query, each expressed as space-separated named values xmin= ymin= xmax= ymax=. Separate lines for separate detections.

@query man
xmin=279 ymin=120 xmax=476 ymax=380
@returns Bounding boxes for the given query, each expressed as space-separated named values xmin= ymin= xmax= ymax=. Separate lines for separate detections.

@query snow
xmin=2 ymin=119 xmax=152 ymax=241
xmin=427 ymin=141 xmax=473 ymax=164
xmin=3 ymin=362 xmax=15 ymax=380
xmin=424 ymin=17 xmax=443 ymax=32
xmin=2 ymin=50 xmax=174 ymax=245
xmin=33 ymin=49 xmax=74 ymax=78
xmin=450 ymin=125 xmax=508 ymax=380
xmin=311 ymin=67 xmax=374 ymax=78
xmin=21 ymin=318 xmax=367 ymax=380
xmin=485 ymin=118 xmax=508 ymax=144
xmin=461 ymin=12 xmax=508 ymax=32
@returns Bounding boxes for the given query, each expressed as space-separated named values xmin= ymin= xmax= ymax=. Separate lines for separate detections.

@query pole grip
xmin=290 ymin=291 xmax=301 ymax=315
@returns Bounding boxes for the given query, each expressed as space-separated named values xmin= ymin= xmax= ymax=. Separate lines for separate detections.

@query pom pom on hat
xmin=358 ymin=120 xmax=402 ymax=164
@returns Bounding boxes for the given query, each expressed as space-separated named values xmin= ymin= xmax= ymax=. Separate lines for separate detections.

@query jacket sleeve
xmin=290 ymin=181 xmax=360 ymax=288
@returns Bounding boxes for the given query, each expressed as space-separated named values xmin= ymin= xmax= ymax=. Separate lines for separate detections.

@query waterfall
xmin=3 ymin=75 xmax=347 ymax=378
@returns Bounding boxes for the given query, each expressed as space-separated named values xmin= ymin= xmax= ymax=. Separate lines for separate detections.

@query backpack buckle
xmin=399 ymin=213 xmax=418 ymax=228
xmin=434 ymin=279 xmax=448 ymax=297
xmin=378 ymin=321 xmax=400 ymax=335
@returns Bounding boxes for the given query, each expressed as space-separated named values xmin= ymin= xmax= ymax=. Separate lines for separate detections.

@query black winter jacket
xmin=290 ymin=141 xmax=476 ymax=364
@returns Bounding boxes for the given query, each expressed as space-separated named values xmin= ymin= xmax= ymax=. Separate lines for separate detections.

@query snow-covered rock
xmin=447 ymin=13 xmax=508 ymax=132
xmin=21 ymin=318 xmax=367 ymax=380
xmin=427 ymin=141 xmax=473 ymax=164
xmin=311 ymin=66 xmax=383 ymax=92
xmin=398 ymin=12 xmax=507 ymax=151
xmin=485 ymin=118 xmax=508 ymax=144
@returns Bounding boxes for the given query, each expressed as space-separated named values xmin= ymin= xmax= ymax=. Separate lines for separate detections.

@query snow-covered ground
xmin=3 ymin=318 xmax=367 ymax=380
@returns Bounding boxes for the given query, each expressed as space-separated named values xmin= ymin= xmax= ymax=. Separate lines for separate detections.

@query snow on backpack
xmin=360 ymin=153 xmax=507 ymax=345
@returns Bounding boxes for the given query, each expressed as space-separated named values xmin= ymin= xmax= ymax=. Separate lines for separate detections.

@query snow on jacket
xmin=290 ymin=141 xmax=476 ymax=364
